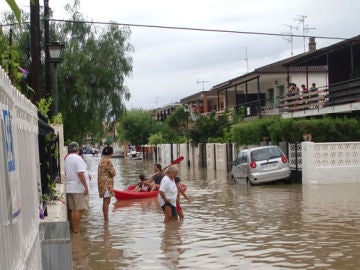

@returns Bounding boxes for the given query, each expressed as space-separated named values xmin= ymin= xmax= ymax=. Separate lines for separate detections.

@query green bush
xmin=231 ymin=116 xmax=360 ymax=145
xmin=232 ymin=121 xmax=262 ymax=145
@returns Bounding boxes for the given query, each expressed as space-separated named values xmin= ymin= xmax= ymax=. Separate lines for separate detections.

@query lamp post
xmin=47 ymin=42 xmax=65 ymax=115
xmin=183 ymin=105 xmax=190 ymax=167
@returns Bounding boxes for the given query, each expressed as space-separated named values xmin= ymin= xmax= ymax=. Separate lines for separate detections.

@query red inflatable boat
xmin=114 ymin=184 xmax=187 ymax=201
xmin=114 ymin=185 xmax=158 ymax=200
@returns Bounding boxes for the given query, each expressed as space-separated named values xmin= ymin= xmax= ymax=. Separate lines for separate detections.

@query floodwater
xmin=72 ymin=156 xmax=360 ymax=270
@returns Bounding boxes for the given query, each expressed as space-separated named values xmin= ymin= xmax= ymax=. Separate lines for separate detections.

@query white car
xmin=231 ymin=146 xmax=291 ymax=185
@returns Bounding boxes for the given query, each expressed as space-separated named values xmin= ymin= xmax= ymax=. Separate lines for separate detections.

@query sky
xmin=5 ymin=0 xmax=360 ymax=109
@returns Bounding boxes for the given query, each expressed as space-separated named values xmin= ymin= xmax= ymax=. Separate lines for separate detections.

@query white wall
xmin=155 ymin=141 xmax=360 ymax=185
xmin=0 ymin=67 xmax=41 ymax=269
xmin=290 ymin=72 xmax=328 ymax=90
xmin=302 ymin=142 xmax=360 ymax=184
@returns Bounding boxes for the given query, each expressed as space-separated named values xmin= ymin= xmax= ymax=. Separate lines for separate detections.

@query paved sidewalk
xmin=42 ymin=183 xmax=67 ymax=222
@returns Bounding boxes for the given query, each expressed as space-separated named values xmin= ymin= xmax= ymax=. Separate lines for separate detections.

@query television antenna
xmin=295 ymin=15 xmax=316 ymax=52
xmin=240 ymin=46 xmax=249 ymax=73
xmin=196 ymin=80 xmax=210 ymax=91
xmin=282 ymin=24 xmax=298 ymax=56
xmin=154 ymin=96 xmax=159 ymax=107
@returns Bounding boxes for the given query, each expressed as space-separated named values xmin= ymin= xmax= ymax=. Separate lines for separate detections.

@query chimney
xmin=308 ymin=37 xmax=316 ymax=52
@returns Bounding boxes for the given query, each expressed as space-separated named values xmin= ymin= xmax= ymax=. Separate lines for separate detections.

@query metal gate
xmin=38 ymin=111 xmax=60 ymax=196
xmin=288 ymin=142 xmax=302 ymax=183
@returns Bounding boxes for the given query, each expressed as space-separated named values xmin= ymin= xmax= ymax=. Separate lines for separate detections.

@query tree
xmin=189 ymin=111 xmax=230 ymax=144
xmin=148 ymin=132 xmax=164 ymax=145
xmin=0 ymin=11 xmax=30 ymax=93
xmin=55 ymin=0 xmax=133 ymax=142
xmin=163 ymin=106 xmax=188 ymax=143
xmin=4 ymin=0 xmax=22 ymax=28
xmin=117 ymin=109 xmax=156 ymax=145
xmin=1 ymin=1 xmax=133 ymax=142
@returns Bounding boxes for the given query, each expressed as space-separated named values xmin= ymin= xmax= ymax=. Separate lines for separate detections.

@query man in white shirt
xmin=64 ymin=141 xmax=89 ymax=233
xmin=158 ymin=165 xmax=179 ymax=223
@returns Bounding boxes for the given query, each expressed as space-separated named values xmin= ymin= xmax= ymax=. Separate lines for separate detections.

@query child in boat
xmin=133 ymin=174 xmax=150 ymax=192
xmin=175 ymin=177 xmax=191 ymax=221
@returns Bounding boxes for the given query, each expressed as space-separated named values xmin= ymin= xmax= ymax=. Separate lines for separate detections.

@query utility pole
xmin=295 ymin=15 xmax=316 ymax=52
xmin=44 ymin=0 xmax=51 ymax=100
xmin=30 ymin=0 xmax=41 ymax=104
xmin=196 ymin=80 xmax=210 ymax=91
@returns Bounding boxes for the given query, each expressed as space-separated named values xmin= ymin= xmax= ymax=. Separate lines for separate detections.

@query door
xmin=238 ymin=151 xmax=249 ymax=180
xmin=232 ymin=151 xmax=248 ymax=182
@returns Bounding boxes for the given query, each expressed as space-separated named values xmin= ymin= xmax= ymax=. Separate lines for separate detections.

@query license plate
xmin=262 ymin=163 xmax=276 ymax=170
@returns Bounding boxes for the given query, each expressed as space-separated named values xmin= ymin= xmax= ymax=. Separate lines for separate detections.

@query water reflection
xmin=71 ymin=156 xmax=360 ymax=269
xmin=160 ymin=222 xmax=184 ymax=269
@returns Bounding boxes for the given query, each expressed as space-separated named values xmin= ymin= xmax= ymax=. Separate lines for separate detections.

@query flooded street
xmin=72 ymin=156 xmax=360 ymax=269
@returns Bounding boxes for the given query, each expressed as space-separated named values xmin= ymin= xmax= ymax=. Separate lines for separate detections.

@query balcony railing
xmin=278 ymin=88 xmax=327 ymax=113
xmin=197 ymin=78 xmax=360 ymax=118
xmin=278 ymin=78 xmax=360 ymax=113
xmin=326 ymin=78 xmax=360 ymax=106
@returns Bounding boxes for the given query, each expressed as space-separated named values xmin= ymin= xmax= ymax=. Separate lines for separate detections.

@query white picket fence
xmin=0 ymin=67 xmax=41 ymax=269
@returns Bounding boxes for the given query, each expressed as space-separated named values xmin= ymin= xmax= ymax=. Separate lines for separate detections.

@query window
xmin=240 ymin=152 xmax=248 ymax=163
xmin=251 ymin=147 xmax=282 ymax=161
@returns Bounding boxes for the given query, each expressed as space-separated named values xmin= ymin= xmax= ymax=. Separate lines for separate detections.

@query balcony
xmin=279 ymin=78 xmax=360 ymax=118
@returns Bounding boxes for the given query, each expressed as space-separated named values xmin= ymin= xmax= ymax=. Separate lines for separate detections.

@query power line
xmin=0 ymin=18 xmax=347 ymax=41
xmin=48 ymin=19 xmax=346 ymax=41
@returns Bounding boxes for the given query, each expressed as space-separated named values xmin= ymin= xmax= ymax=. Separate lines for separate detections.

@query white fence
xmin=302 ymin=142 xmax=360 ymax=184
xmin=0 ymin=67 xmax=41 ymax=269
xmin=154 ymin=143 xmax=237 ymax=171
xmin=154 ymin=141 xmax=360 ymax=185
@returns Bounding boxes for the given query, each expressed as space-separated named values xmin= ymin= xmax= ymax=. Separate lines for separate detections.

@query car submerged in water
xmin=231 ymin=146 xmax=291 ymax=185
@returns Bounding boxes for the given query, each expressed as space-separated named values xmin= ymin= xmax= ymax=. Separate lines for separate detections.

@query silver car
xmin=231 ymin=146 xmax=291 ymax=185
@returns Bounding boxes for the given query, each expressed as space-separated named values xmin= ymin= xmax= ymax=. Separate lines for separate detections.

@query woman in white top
xmin=158 ymin=165 xmax=179 ymax=223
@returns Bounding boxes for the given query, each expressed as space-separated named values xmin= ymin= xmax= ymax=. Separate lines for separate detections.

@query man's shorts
xmin=67 ymin=193 xmax=87 ymax=211
xmin=161 ymin=202 xmax=177 ymax=217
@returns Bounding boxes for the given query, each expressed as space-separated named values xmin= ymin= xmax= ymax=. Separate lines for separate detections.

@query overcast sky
xmin=9 ymin=0 xmax=360 ymax=109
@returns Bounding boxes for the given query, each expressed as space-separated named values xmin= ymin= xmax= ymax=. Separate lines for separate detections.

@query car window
xmin=250 ymin=148 xmax=282 ymax=161
xmin=240 ymin=152 xmax=248 ymax=163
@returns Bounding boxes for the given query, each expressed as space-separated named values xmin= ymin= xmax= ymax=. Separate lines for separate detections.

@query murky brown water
xmin=72 ymin=156 xmax=360 ymax=269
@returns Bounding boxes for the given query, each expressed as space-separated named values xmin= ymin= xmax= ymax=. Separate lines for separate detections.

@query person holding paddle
xmin=158 ymin=165 xmax=179 ymax=223
xmin=146 ymin=164 xmax=163 ymax=191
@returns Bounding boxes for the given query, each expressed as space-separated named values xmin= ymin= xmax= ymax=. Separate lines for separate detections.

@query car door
xmin=238 ymin=151 xmax=249 ymax=180
xmin=231 ymin=152 xmax=242 ymax=180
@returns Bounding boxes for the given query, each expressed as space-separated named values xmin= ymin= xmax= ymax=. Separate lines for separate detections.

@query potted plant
xmin=39 ymin=182 xmax=63 ymax=218
xmin=303 ymin=132 xmax=312 ymax=141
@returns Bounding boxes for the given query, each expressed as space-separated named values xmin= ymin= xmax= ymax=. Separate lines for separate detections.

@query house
xmin=180 ymin=37 xmax=328 ymax=119
xmin=281 ymin=34 xmax=360 ymax=118
xmin=151 ymin=102 xmax=182 ymax=121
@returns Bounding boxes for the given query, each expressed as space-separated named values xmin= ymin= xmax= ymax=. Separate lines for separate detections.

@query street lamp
xmin=47 ymin=42 xmax=65 ymax=115
xmin=183 ymin=105 xmax=190 ymax=167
